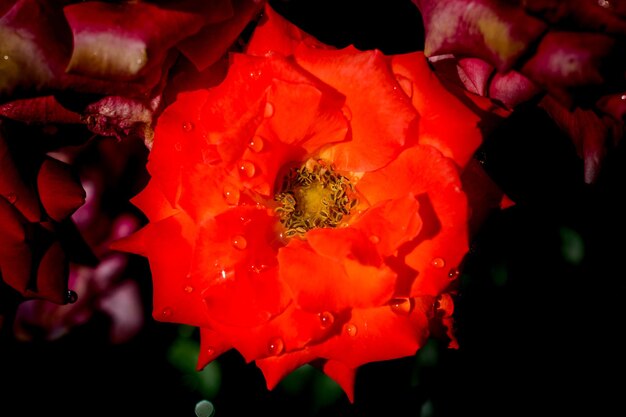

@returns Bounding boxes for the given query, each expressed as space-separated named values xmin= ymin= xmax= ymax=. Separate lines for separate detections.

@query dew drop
xmin=5 ymin=192 xmax=17 ymax=204
xmin=174 ymin=142 xmax=182 ymax=151
xmin=239 ymin=160 xmax=256 ymax=178
xmin=341 ymin=105 xmax=352 ymax=121
xmin=222 ymin=184 xmax=240 ymax=205
xmin=267 ymin=337 xmax=284 ymax=355
xmin=345 ymin=323 xmax=358 ymax=337
xmin=184 ymin=285 xmax=194 ymax=293
xmin=369 ymin=235 xmax=380 ymax=244
xmin=621 ymin=94 xmax=626 ymax=100
xmin=264 ymin=101 xmax=274 ymax=118
xmin=216 ymin=267 xmax=235 ymax=281
xmin=389 ymin=297 xmax=414 ymax=315
xmin=65 ymin=290 xmax=78 ymax=304
xmin=448 ymin=268 xmax=460 ymax=279
xmin=318 ymin=311 xmax=335 ymax=329
xmin=431 ymin=257 xmax=445 ymax=268
xmin=182 ymin=121 xmax=194 ymax=132
xmin=232 ymin=235 xmax=247 ymax=250
xmin=249 ymin=135 xmax=264 ymax=152
xmin=205 ymin=346 xmax=215 ymax=357
xmin=161 ymin=307 xmax=173 ymax=318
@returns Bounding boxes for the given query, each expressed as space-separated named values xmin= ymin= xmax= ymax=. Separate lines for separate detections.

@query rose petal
xmin=295 ymin=46 xmax=419 ymax=172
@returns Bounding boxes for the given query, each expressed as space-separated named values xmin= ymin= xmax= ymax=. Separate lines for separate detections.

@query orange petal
xmin=391 ymin=52 xmax=487 ymax=168
xmin=129 ymin=180 xmax=178 ymax=223
xmin=313 ymin=297 xmax=433 ymax=368
xmin=143 ymin=212 xmax=209 ymax=327
xmin=351 ymin=195 xmax=422 ymax=257
xmin=278 ymin=235 xmax=396 ymax=312
xmin=357 ymin=145 xmax=468 ymax=296
xmin=295 ymin=46 xmax=419 ymax=172
xmin=148 ymin=89 xmax=210 ymax=204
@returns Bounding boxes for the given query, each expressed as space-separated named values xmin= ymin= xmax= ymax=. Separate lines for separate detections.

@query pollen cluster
xmin=274 ymin=160 xmax=357 ymax=237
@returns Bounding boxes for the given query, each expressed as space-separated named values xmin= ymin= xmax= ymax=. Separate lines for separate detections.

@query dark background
xmin=2 ymin=1 xmax=625 ymax=416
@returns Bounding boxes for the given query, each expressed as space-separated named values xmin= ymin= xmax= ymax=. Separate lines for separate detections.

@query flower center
xmin=275 ymin=160 xmax=356 ymax=238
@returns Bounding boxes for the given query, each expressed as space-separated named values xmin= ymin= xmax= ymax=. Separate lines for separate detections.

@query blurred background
xmin=1 ymin=0 xmax=625 ymax=416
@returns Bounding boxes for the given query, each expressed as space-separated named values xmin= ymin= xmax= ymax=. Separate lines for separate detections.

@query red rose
xmin=114 ymin=4 xmax=505 ymax=401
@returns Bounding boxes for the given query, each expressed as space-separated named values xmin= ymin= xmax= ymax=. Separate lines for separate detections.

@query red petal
xmin=205 ymin=303 xmax=328 ymax=364
xmin=0 ymin=0 xmax=72 ymax=99
xmin=0 ymin=96 xmax=82 ymax=124
xmin=143 ymin=212 xmax=209 ymax=327
xmin=351 ymin=195 xmax=422 ymax=257
xmin=278 ymin=234 xmax=396 ymax=312
xmin=197 ymin=327 xmax=233 ymax=370
xmin=0 ymin=198 xmax=31 ymax=293
xmin=246 ymin=2 xmax=331 ymax=57
xmin=323 ymin=360 xmax=356 ymax=403
xmin=37 ymin=157 xmax=85 ymax=222
xmin=256 ymin=350 xmax=316 ymax=390
xmin=177 ymin=0 xmax=264 ymax=71
xmin=357 ymin=145 xmax=469 ymax=296
xmin=391 ymin=52 xmax=485 ymax=167
xmin=0 ymin=128 xmax=42 ymax=222
xmin=314 ymin=297 xmax=433 ymax=367
xmin=129 ymin=181 xmax=178 ymax=223
xmin=294 ymin=46 xmax=418 ymax=172
xmin=193 ymin=206 xmax=286 ymax=327
xmin=63 ymin=1 xmax=232 ymax=80
xmin=148 ymin=89 xmax=210 ymax=204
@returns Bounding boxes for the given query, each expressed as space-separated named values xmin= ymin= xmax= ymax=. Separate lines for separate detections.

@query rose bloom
xmin=114 ymin=4 xmax=505 ymax=400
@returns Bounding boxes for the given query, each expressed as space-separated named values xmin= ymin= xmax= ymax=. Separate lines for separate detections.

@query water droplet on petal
xmin=65 ymin=290 xmax=78 ymax=304
xmin=249 ymin=135 xmax=264 ymax=152
xmin=318 ymin=311 xmax=334 ymax=329
xmin=345 ymin=323 xmax=358 ymax=337
xmin=174 ymin=142 xmax=182 ymax=151
xmin=448 ymin=268 xmax=460 ymax=279
xmin=205 ymin=346 xmax=215 ymax=357
xmin=216 ymin=266 xmax=235 ymax=281
xmin=394 ymin=74 xmax=414 ymax=98
xmin=5 ymin=192 xmax=17 ymax=204
xmin=222 ymin=184 xmax=240 ymax=205
xmin=369 ymin=235 xmax=380 ymax=244
xmin=264 ymin=101 xmax=274 ymax=118
xmin=232 ymin=235 xmax=247 ymax=250
xmin=161 ymin=307 xmax=173 ymax=318
xmin=389 ymin=297 xmax=414 ymax=315
xmin=431 ymin=257 xmax=445 ymax=268
xmin=341 ymin=105 xmax=352 ymax=121
xmin=267 ymin=337 xmax=284 ymax=355
xmin=239 ymin=161 xmax=256 ymax=178
xmin=182 ymin=121 xmax=195 ymax=132
xmin=184 ymin=285 xmax=194 ymax=293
